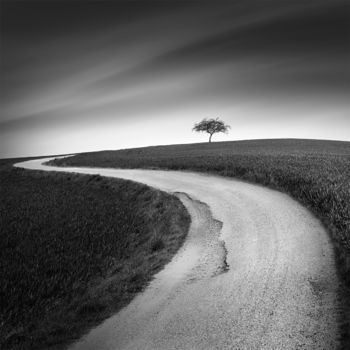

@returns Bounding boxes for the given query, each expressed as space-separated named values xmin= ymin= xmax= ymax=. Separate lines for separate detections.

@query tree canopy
xmin=192 ymin=118 xmax=230 ymax=142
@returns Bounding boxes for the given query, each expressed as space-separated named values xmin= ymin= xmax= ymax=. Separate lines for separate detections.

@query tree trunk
xmin=209 ymin=133 xmax=213 ymax=142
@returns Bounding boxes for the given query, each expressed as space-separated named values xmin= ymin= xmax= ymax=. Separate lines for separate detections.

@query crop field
xmin=51 ymin=138 xmax=350 ymax=342
xmin=0 ymin=160 xmax=190 ymax=350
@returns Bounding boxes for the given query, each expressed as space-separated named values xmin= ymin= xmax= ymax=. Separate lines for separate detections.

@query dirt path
xmin=15 ymin=158 xmax=340 ymax=349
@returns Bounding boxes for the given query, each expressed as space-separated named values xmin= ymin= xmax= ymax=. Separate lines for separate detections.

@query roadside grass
xmin=50 ymin=138 xmax=350 ymax=348
xmin=0 ymin=160 xmax=190 ymax=350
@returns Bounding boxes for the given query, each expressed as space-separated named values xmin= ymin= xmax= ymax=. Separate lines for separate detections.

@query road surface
xmin=15 ymin=157 xmax=340 ymax=349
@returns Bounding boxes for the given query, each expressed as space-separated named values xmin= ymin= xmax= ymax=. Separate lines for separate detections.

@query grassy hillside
xmin=0 ymin=160 xmax=190 ymax=350
xmin=50 ymin=139 xmax=350 ymax=274
xmin=51 ymin=138 xmax=350 ymax=346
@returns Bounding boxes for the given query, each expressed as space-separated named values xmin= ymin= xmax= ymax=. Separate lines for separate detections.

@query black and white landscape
xmin=0 ymin=1 xmax=349 ymax=349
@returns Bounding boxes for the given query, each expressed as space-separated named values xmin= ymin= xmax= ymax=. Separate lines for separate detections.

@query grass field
xmin=50 ymin=139 xmax=350 ymax=276
xmin=0 ymin=159 xmax=190 ymax=350
xmin=51 ymin=138 xmax=350 ymax=346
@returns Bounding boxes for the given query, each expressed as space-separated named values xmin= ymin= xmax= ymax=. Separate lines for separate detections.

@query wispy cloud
xmin=0 ymin=0 xmax=349 ymax=157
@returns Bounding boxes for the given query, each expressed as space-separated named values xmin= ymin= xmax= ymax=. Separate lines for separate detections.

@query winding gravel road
xmin=15 ymin=157 xmax=340 ymax=349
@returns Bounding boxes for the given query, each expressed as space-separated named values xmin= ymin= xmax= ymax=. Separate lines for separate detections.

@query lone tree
xmin=192 ymin=118 xmax=230 ymax=143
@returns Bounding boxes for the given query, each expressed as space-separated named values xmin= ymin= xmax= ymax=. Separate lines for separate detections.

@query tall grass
xmin=0 ymin=161 xmax=190 ymax=349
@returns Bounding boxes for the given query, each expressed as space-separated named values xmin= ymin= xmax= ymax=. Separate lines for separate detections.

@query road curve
xmin=15 ymin=158 xmax=340 ymax=349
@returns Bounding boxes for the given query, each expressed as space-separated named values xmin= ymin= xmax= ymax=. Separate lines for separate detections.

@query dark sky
xmin=1 ymin=0 xmax=349 ymax=157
